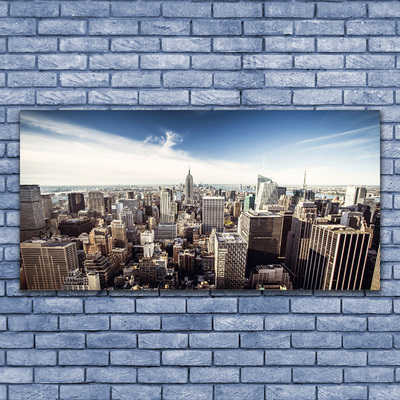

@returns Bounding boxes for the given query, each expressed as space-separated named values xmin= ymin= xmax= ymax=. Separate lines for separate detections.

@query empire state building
xmin=185 ymin=168 xmax=194 ymax=205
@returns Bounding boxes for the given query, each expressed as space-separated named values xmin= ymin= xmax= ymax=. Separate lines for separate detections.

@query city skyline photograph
xmin=19 ymin=110 xmax=380 ymax=292
xmin=21 ymin=110 xmax=380 ymax=187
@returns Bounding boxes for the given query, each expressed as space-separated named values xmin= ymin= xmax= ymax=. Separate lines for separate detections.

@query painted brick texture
xmin=0 ymin=0 xmax=399 ymax=398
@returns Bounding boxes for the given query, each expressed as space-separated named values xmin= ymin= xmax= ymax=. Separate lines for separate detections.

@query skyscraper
xmin=120 ymin=207 xmax=134 ymax=230
xmin=111 ymin=220 xmax=127 ymax=246
xmin=344 ymin=186 xmax=367 ymax=207
xmin=21 ymin=240 xmax=79 ymax=290
xmin=88 ymin=191 xmax=105 ymax=215
xmin=41 ymin=194 xmax=53 ymax=219
xmin=244 ymin=194 xmax=255 ymax=212
xmin=68 ymin=192 xmax=85 ymax=214
xmin=303 ymin=225 xmax=370 ymax=290
xmin=213 ymin=232 xmax=247 ymax=289
xmin=255 ymin=175 xmax=279 ymax=210
xmin=160 ymin=189 xmax=174 ymax=223
xmin=20 ymin=185 xmax=46 ymax=242
xmin=185 ymin=168 xmax=194 ymax=205
xmin=238 ymin=210 xmax=283 ymax=274
xmin=202 ymin=196 xmax=224 ymax=234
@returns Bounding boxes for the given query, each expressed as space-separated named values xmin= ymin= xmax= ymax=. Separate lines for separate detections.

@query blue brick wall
xmin=0 ymin=0 xmax=399 ymax=398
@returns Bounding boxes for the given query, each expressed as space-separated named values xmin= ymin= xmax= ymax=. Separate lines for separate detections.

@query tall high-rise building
xmin=88 ymin=191 xmax=105 ymax=215
xmin=238 ymin=210 xmax=283 ymax=275
xmin=160 ymin=189 xmax=174 ymax=223
xmin=344 ymin=186 xmax=367 ymax=207
xmin=303 ymin=225 xmax=370 ymax=290
xmin=68 ymin=193 xmax=85 ymax=214
xmin=126 ymin=191 xmax=135 ymax=199
xmin=20 ymin=185 xmax=46 ymax=242
xmin=213 ymin=232 xmax=247 ymax=289
xmin=255 ymin=175 xmax=279 ymax=210
xmin=185 ymin=168 xmax=194 ymax=205
xmin=111 ymin=220 xmax=127 ymax=246
xmin=202 ymin=196 xmax=224 ymax=234
xmin=41 ymin=194 xmax=53 ymax=219
xmin=120 ymin=207 xmax=134 ymax=230
xmin=21 ymin=240 xmax=79 ymax=290
xmin=84 ymin=252 xmax=116 ymax=288
xmin=244 ymin=194 xmax=256 ymax=212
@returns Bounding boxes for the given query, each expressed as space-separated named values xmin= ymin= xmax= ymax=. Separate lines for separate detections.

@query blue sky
xmin=20 ymin=110 xmax=380 ymax=186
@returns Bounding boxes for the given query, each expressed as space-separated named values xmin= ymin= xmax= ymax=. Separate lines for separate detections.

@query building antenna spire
xmin=303 ymin=167 xmax=307 ymax=191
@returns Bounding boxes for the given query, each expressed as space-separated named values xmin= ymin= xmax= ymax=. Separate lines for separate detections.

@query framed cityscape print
xmin=19 ymin=110 xmax=380 ymax=291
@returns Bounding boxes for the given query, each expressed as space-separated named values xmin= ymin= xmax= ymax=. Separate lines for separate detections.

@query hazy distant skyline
xmin=20 ymin=110 xmax=380 ymax=186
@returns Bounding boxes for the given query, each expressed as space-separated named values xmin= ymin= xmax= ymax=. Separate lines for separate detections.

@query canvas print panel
xmin=19 ymin=110 xmax=380 ymax=291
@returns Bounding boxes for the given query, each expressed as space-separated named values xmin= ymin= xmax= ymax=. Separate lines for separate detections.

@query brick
xmin=345 ymin=90 xmax=393 ymax=105
xmin=189 ymin=332 xmax=238 ymax=348
xmin=241 ymin=332 xmax=290 ymax=349
xmin=112 ymin=385 xmax=161 ymax=400
xmin=265 ymin=315 xmax=315 ymax=331
xmin=191 ymin=55 xmax=241 ymax=72
xmin=86 ymin=367 xmax=136 ymax=383
xmin=369 ymin=3 xmax=400 ymax=18
xmin=138 ymin=367 xmax=187 ymax=383
xmin=87 ymin=332 xmax=137 ymax=348
xmin=239 ymin=297 xmax=289 ymax=313
xmin=35 ymin=367 xmax=84 ymax=383
xmin=111 ymin=3 xmax=160 ymax=17
xmin=242 ymin=89 xmax=291 ymax=105
xmin=0 ymin=19 xmax=36 ymax=36
xmin=318 ymin=350 xmax=366 ymax=366
xmin=162 ymin=350 xmax=211 ymax=366
xmin=162 ymin=315 xmax=211 ymax=331
xmin=265 ymin=385 xmax=316 ymax=400
xmin=318 ymin=72 xmax=366 ymax=87
xmin=241 ymin=367 xmax=291 ymax=383
xmin=9 ymin=385 xmax=59 ymax=400
xmin=317 ymin=316 xmax=366 ymax=331
xmin=295 ymin=20 xmax=344 ymax=36
xmin=345 ymin=367 xmax=394 ymax=383
xmin=37 ymin=90 xmax=86 ymax=105
xmin=60 ymin=315 xmax=109 ymax=331
xmin=139 ymin=333 xmax=188 ymax=349
xmin=7 ymin=349 xmax=56 ymax=366
xmin=265 ymin=72 xmax=314 ymax=87
xmin=85 ymin=298 xmax=135 ymax=313
xmin=346 ymin=55 xmax=395 ymax=69
xmin=38 ymin=54 xmax=87 ymax=70
xmin=369 ymin=71 xmax=400 ymax=87
xmin=112 ymin=38 xmax=159 ymax=53
xmin=187 ymin=298 xmax=237 ymax=313
xmin=88 ymin=89 xmax=138 ymax=105
xmin=294 ymin=89 xmax=342 ymax=105
xmin=62 ymin=2 xmax=110 ymax=17
xmin=0 ymin=297 xmax=31 ymax=313
xmin=163 ymin=2 xmax=210 ymax=18
xmin=0 ymin=333 xmax=33 ymax=348
xmin=59 ymin=350 xmax=109 ymax=366
xmin=39 ymin=19 xmax=86 ymax=35
xmin=141 ymin=55 xmax=189 ymax=70
xmin=111 ymin=315 xmax=160 ymax=330
xmin=243 ymin=55 xmax=292 ymax=70
xmin=214 ymin=315 xmax=263 ymax=331
xmin=190 ymin=367 xmax=239 ymax=383
xmin=370 ymin=386 xmax=400 ymax=400
xmin=292 ymin=333 xmax=341 ymax=349
xmin=90 ymin=54 xmax=138 ymax=70
xmin=295 ymin=55 xmax=344 ymax=69
xmin=6 ymin=210 xmax=19 ymax=225
xmin=140 ymin=21 xmax=189 ymax=36
xmin=110 ymin=350 xmax=159 ymax=366
xmin=60 ymin=385 xmax=110 ymax=400
xmin=370 ymin=38 xmax=400 ymax=53
xmin=214 ymin=385 xmax=264 ymax=400
xmin=293 ymin=367 xmax=342 ymax=383
xmin=244 ymin=21 xmax=292 ymax=36
xmin=342 ymin=299 xmax=392 ymax=314
xmin=369 ymin=350 xmax=400 ymax=366
xmin=264 ymin=2 xmax=314 ymax=18
xmin=191 ymin=90 xmax=239 ymax=106
xmin=347 ymin=20 xmax=395 ymax=36
xmin=11 ymin=2 xmax=59 ymax=17
xmin=163 ymin=38 xmax=211 ymax=53
xmin=163 ymin=71 xmax=211 ymax=88
xmin=60 ymin=72 xmax=109 ymax=88
xmin=34 ymin=298 xmax=82 ymax=314
xmin=163 ymin=385 xmax=213 ymax=400
xmin=292 ymin=298 xmax=341 ymax=313
xmin=214 ymin=349 xmax=263 ymax=366
xmin=213 ymin=3 xmax=262 ymax=18
xmin=265 ymin=37 xmax=314 ymax=52
xmin=9 ymin=37 xmax=57 ymax=53
xmin=90 ymin=19 xmax=138 ymax=35
xmin=265 ymin=350 xmax=315 ymax=366
xmin=0 ymin=193 xmax=19 ymax=207
xmin=214 ymin=38 xmax=262 ymax=53
xmin=318 ymin=386 xmax=367 ymax=400
xmin=318 ymin=3 xmax=366 ymax=18
xmin=36 ymin=334 xmax=80 ymax=350
xmin=0 ymin=55 xmax=35 ymax=70
xmin=343 ymin=333 xmax=392 ymax=349
xmin=193 ymin=20 xmax=241 ymax=36
xmin=8 ymin=315 xmax=57 ymax=331
xmin=140 ymin=90 xmax=188 ymax=105
xmin=369 ymin=316 xmax=400 ymax=331
xmin=60 ymin=38 xmax=109 ymax=53
xmin=8 ymin=72 xmax=56 ymax=88
xmin=0 ymin=367 xmax=32 ymax=383
xmin=318 ymin=38 xmax=366 ymax=53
